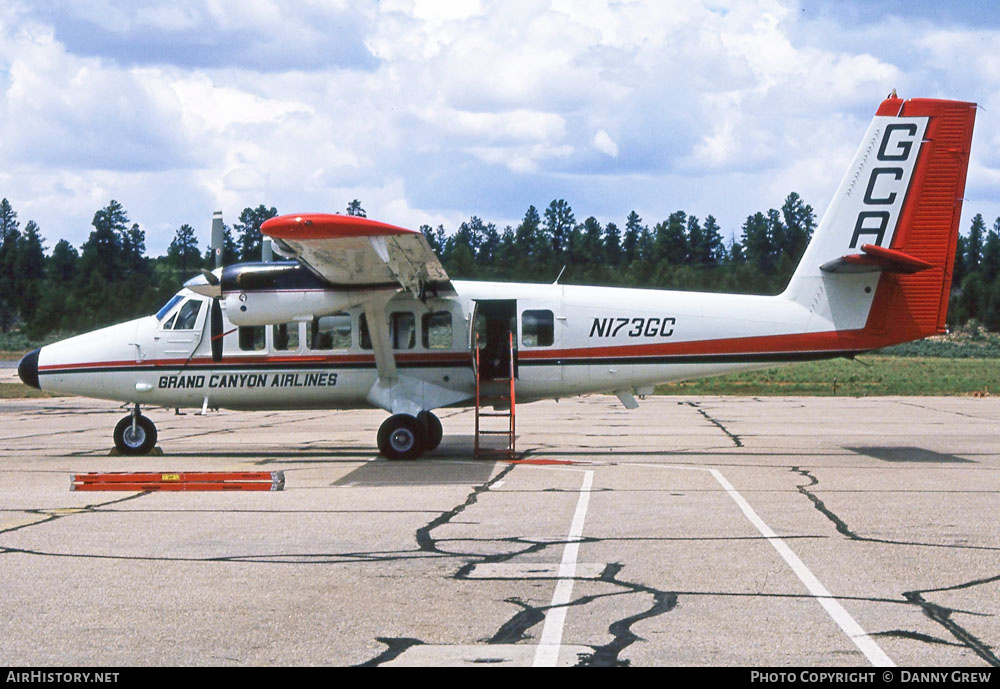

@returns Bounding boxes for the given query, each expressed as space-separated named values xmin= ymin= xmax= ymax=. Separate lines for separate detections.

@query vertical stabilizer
xmin=782 ymin=96 xmax=976 ymax=348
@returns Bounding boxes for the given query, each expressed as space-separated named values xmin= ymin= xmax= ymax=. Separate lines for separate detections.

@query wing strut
xmin=363 ymin=292 xmax=398 ymax=380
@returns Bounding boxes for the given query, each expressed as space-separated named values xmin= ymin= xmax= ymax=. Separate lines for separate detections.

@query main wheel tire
xmin=113 ymin=414 xmax=157 ymax=455
xmin=377 ymin=414 xmax=425 ymax=460
xmin=418 ymin=411 xmax=443 ymax=452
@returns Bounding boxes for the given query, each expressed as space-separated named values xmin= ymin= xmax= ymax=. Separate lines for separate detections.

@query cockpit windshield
xmin=155 ymin=294 xmax=184 ymax=321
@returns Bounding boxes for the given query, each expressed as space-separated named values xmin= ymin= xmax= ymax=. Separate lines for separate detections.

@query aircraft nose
xmin=18 ymin=348 xmax=40 ymax=390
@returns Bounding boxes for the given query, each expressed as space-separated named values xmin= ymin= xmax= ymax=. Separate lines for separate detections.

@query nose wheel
xmin=377 ymin=411 xmax=442 ymax=460
xmin=113 ymin=405 xmax=158 ymax=455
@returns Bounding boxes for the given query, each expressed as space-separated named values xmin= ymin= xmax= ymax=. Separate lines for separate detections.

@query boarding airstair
xmin=474 ymin=332 xmax=516 ymax=459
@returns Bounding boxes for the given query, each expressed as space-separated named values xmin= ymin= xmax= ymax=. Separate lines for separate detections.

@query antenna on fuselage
xmin=211 ymin=211 xmax=224 ymax=269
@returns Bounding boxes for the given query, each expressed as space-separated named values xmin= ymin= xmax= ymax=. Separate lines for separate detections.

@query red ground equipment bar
xmin=71 ymin=471 xmax=284 ymax=492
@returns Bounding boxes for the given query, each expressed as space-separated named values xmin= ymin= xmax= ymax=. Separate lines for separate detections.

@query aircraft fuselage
xmin=26 ymin=273 xmax=878 ymax=417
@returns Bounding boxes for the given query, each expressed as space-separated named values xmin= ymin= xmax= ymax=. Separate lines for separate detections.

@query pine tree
xmin=622 ymin=211 xmax=643 ymax=265
xmin=603 ymin=221 xmax=622 ymax=266
xmin=576 ymin=216 xmax=604 ymax=280
xmin=168 ymin=224 xmax=201 ymax=275
xmin=346 ymin=199 xmax=366 ymax=217
xmin=494 ymin=225 xmax=518 ymax=278
xmin=0 ymin=198 xmax=20 ymax=331
xmin=982 ymin=219 xmax=1000 ymax=279
xmin=515 ymin=206 xmax=541 ymax=254
xmin=478 ymin=220 xmax=501 ymax=269
xmin=48 ymin=240 xmax=79 ymax=284
xmin=741 ymin=212 xmax=772 ymax=271
xmin=81 ymin=200 xmax=128 ymax=283
xmin=687 ymin=215 xmax=709 ymax=266
xmin=702 ymin=215 xmax=725 ymax=264
xmin=542 ymin=199 xmax=576 ymax=259
xmin=14 ymin=221 xmax=44 ymax=325
xmin=30 ymin=240 xmax=78 ymax=336
xmin=653 ymin=211 xmax=688 ymax=266
xmin=966 ymin=213 xmax=985 ymax=272
xmin=780 ymin=192 xmax=815 ymax=261
xmin=235 ymin=204 xmax=278 ymax=261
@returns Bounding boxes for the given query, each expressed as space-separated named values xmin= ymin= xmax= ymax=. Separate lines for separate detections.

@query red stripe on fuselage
xmin=517 ymin=329 xmax=872 ymax=362
xmin=38 ymin=350 xmax=470 ymax=372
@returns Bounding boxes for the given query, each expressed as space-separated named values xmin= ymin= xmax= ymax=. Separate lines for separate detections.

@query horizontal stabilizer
xmin=819 ymin=243 xmax=934 ymax=274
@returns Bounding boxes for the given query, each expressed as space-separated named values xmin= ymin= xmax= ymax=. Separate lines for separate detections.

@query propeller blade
xmin=184 ymin=271 xmax=222 ymax=298
xmin=211 ymin=299 xmax=224 ymax=362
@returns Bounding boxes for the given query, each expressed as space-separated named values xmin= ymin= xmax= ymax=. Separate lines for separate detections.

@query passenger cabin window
xmin=422 ymin=311 xmax=452 ymax=349
xmin=521 ymin=310 xmax=554 ymax=347
xmin=272 ymin=322 xmax=300 ymax=351
xmin=309 ymin=314 xmax=351 ymax=350
xmin=238 ymin=326 xmax=265 ymax=351
xmin=391 ymin=312 xmax=415 ymax=350
xmin=359 ymin=311 xmax=418 ymax=350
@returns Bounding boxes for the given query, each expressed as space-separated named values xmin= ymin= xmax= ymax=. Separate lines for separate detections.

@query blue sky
xmin=1 ymin=0 xmax=997 ymax=255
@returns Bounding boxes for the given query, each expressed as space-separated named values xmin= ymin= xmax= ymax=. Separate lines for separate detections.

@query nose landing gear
xmin=113 ymin=403 xmax=158 ymax=455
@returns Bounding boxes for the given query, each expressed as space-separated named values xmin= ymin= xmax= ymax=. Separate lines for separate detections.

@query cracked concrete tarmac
xmin=0 ymin=395 xmax=997 ymax=666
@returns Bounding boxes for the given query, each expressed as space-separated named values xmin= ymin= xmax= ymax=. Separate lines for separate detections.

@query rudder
xmin=874 ymin=98 xmax=977 ymax=340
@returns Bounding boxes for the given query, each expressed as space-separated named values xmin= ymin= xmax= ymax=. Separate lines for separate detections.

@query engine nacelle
xmin=219 ymin=262 xmax=395 ymax=326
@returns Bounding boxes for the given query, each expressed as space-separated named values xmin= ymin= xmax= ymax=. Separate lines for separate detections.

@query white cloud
xmin=593 ymin=129 xmax=618 ymax=157
xmin=0 ymin=0 xmax=996 ymax=256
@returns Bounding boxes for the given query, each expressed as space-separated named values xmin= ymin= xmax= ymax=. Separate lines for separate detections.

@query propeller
xmin=210 ymin=298 xmax=224 ymax=362
xmin=182 ymin=212 xmax=227 ymax=362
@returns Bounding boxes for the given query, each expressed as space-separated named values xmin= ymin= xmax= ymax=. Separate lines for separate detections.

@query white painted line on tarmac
xmin=708 ymin=468 xmax=895 ymax=668
xmin=631 ymin=462 xmax=895 ymax=667
xmin=533 ymin=469 xmax=594 ymax=667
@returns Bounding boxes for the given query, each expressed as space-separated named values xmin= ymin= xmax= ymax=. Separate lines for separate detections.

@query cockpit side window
xmin=156 ymin=295 xmax=184 ymax=321
xmin=172 ymin=300 xmax=203 ymax=330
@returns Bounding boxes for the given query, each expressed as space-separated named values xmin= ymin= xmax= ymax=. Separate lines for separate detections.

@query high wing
xmin=261 ymin=213 xmax=469 ymax=417
xmin=261 ymin=213 xmax=453 ymax=298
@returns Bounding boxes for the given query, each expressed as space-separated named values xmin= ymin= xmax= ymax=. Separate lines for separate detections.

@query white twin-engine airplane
xmin=18 ymin=96 xmax=976 ymax=459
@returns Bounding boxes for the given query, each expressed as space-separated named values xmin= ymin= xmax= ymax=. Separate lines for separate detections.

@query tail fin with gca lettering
xmin=782 ymin=95 xmax=977 ymax=350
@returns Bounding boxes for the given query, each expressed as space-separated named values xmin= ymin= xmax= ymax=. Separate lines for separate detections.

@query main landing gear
xmin=377 ymin=411 xmax=443 ymax=460
xmin=113 ymin=403 xmax=158 ymax=455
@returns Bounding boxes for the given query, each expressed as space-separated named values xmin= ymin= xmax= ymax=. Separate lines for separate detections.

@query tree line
xmin=2 ymin=194 xmax=999 ymax=342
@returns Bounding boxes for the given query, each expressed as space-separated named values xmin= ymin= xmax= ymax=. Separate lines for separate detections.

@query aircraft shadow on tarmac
xmin=845 ymin=446 xmax=974 ymax=463
xmin=334 ymin=455 xmax=499 ymax=487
